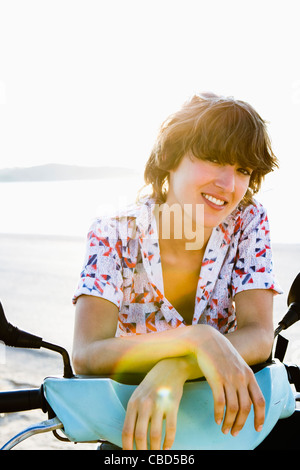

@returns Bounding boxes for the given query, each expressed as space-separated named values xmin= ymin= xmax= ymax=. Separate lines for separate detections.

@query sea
xmin=0 ymin=176 xmax=144 ymax=238
xmin=0 ymin=176 xmax=299 ymax=243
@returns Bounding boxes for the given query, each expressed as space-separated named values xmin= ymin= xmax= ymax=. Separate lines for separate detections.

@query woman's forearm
xmin=74 ymin=322 xmax=272 ymax=376
xmin=74 ymin=324 xmax=202 ymax=375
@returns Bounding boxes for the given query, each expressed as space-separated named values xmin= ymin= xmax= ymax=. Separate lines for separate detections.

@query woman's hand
xmin=194 ymin=325 xmax=265 ymax=437
xmin=122 ymin=357 xmax=189 ymax=450
xmin=121 ymin=324 xmax=266 ymax=450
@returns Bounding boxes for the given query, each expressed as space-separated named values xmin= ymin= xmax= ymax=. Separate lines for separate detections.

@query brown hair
xmin=143 ymin=93 xmax=278 ymax=206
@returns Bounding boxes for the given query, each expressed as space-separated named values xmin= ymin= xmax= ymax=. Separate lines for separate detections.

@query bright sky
xmin=0 ymin=0 xmax=299 ymax=242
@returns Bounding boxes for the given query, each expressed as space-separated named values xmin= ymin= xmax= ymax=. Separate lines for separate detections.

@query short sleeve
xmin=231 ymin=203 xmax=283 ymax=297
xmin=72 ymin=218 xmax=124 ymax=308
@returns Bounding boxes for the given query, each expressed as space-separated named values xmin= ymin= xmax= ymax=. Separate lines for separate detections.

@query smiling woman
xmin=144 ymin=92 xmax=278 ymax=207
xmin=72 ymin=93 xmax=282 ymax=450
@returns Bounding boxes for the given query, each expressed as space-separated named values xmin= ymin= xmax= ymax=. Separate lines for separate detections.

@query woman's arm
xmin=227 ymin=288 xmax=274 ymax=364
xmin=72 ymin=295 xmax=201 ymax=376
xmin=72 ymin=289 xmax=272 ymax=449
xmin=73 ymin=287 xmax=274 ymax=375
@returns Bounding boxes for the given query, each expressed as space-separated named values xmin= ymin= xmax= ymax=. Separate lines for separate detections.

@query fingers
xmin=122 ymin=397 xmax=154 ymax=450
xmin=149 ymin=409 xmax=164 ymax=450
xmin=211 ymin=383 xmax=226 ymax=426
xmin=221 ymin=384 xmax=239 ymax=435
xmin=163 ymin=407 xmax=178 ymax=450
xmin=249 ymin=380 xmax=265 ymax=432
xmin=122 ymin=398 xmax=178 ymax=450
xmin=223 ymin=385 xmax=251 ymax=436
xmin=122 ymin=400 xmax=137 ymax=450
xmin=135 ymin=409 xmax=151 ymax=450
xmin=212 ymin=372 xmax=265 ymax=437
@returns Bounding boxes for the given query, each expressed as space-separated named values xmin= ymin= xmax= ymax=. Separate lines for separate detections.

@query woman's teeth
xmin=202 ymin=193 xmax=226 ymax=206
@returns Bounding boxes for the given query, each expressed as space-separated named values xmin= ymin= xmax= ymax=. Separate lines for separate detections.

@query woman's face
xmin=167 ymin=153 xmax=252 ymax=230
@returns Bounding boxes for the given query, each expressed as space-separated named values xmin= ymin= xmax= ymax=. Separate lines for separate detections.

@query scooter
xmin=0 ymin=274 xmax=299 ymax=450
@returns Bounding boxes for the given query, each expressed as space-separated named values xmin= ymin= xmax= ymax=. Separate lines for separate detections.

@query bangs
xmin=189 ymin=100 xmax=273 ymax=173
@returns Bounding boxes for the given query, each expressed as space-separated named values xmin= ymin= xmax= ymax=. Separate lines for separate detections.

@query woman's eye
xmin=238 ymin=168 xmax=252 ymax=176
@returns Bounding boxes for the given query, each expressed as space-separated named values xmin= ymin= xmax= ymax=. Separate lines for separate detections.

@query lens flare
xmin=156 ymin=386 xmax=173 ymax=411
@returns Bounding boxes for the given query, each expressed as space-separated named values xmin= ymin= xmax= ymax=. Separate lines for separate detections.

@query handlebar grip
xmin=0 ymin=386 xmax=47 ymax=414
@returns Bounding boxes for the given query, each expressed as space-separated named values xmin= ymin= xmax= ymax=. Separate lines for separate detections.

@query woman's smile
xmin=201 ymin=192 xmax=228 ymax=209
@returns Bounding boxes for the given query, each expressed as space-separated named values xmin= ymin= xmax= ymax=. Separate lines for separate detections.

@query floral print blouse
xmin=73 ymin=198 xmax=282 ymax=337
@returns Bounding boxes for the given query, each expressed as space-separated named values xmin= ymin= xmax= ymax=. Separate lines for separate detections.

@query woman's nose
xmin=214 ymin=165 xmax=235 ymax=193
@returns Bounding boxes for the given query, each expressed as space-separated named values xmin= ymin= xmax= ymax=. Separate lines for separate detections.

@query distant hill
xmin=0 ymin=163 xmax=140 ymax=182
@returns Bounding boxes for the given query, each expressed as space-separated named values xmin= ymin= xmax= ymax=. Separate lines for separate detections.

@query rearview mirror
xmin=0 ymin=301 xmax=74 ymax=378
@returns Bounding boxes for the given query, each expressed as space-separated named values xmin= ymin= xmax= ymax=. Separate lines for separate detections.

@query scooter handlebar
xmin=0 ymin=386 xmax=47 ymax=414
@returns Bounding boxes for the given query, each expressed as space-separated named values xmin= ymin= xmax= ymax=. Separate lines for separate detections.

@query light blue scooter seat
xmin=43 ymin=360 xmax=295 ymax=450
